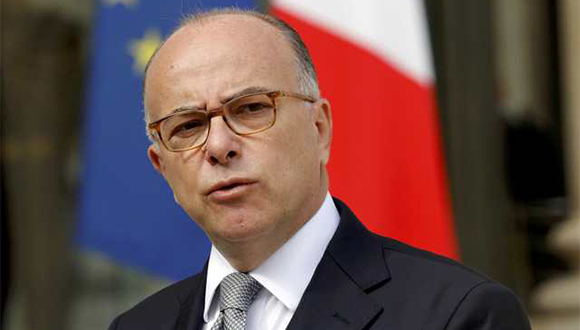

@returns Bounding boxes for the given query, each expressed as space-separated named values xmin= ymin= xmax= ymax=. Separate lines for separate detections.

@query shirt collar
xmin=203 ymin=192 xmax=340 ymax=322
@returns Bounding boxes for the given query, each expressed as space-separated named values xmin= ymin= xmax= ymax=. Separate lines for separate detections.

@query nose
xmin=203 ymin=116 xmax=240 ymax=165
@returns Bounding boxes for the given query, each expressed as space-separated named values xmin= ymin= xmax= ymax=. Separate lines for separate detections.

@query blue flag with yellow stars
xmin=78 ymin=0 xmax=256 ymax=280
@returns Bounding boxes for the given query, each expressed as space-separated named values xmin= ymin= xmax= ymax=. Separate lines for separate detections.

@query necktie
xmin=210 ymin=272 xmax=262 ymax=330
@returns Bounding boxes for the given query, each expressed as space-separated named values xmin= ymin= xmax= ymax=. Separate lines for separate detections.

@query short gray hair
xmin=143 ymin=8 xmax=320 ymax=142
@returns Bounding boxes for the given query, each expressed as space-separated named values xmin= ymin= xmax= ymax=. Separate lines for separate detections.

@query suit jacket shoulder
xmin=373 ymin=234 xmax=527 ymax=328
xmin=289 ymin=198 xmax=530 ymax=330
xmin=377 ymin=232 xmax=492 ymax=293
xmin=108 ymin=269 xmax=206 ymax=330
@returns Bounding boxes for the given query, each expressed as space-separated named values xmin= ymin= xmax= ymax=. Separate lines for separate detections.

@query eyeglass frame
xmin=147 ymin=90 xmax=316 ymax=152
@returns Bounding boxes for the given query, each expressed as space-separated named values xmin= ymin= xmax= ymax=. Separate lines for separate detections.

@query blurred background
xmin=1 ymin=0 xmax=579 ymax=329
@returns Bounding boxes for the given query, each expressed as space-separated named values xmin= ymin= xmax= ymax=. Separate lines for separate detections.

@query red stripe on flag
xmin=273 ymin=8 xmax=459 ymax=259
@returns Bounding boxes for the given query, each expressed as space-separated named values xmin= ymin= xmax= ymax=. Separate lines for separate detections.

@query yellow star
xmin=128 ymin=29 xmax=162 ymax=75
xmin=102 ymin=0 xmax=138 ymax=8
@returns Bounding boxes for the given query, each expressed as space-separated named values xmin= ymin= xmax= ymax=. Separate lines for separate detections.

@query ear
xmin=147 ymin=144 xmax=164 ymax=173
xmin=313 ymin=99 xmax=333 ymax=165
xmin=149 ymin=144 xmax=179 ymax=205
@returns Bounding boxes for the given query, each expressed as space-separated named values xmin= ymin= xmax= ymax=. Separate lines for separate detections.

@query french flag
xmin=271 ymin=0 xmax=459 ymax=259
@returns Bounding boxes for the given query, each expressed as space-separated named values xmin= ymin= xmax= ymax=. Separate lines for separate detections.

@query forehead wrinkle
xmin=146 ymin=14 xmax=300 ymax=121
xmin=221 ymin=86 xmax=271 ymax=103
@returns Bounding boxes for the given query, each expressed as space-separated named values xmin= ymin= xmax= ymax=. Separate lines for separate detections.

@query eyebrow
xmin=169 ymin=105 xmax=204 ymax=115
xmin=168 ymin=86 xmax=272 ymax=116
xmin=221 ymin=86 xmax=271 ymax=103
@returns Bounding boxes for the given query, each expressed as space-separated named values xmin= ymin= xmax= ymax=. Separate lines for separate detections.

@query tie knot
xmin=218 ymin=272 xmax=262 ymax=312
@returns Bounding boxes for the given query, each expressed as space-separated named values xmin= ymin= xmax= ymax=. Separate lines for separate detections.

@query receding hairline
xmin=144 ymin=9 xmax=299 ymax=93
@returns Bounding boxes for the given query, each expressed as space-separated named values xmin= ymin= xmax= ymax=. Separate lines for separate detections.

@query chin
xmin=213 ymin=224 xmax=272 ymax=244
xmin=208 ymin=209 xmax=271 ymax=239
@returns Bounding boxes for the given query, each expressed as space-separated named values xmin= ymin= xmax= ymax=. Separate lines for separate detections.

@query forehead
xmin=145 ymin=14 xmax=299 ymax=115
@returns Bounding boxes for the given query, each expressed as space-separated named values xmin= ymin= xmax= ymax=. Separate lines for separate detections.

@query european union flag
xmin=78 ymin=0 xmax=257 ymax=280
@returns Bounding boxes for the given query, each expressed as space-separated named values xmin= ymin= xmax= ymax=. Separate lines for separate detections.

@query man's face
xmin=145 ymin=15 xmax=332 ymax=251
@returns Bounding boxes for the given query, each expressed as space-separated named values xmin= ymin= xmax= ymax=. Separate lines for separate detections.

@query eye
xmin=249 ymin=102 xmax=268 ymax=111
xmin=234 ymin=102 xmax=272 ymax=115
xmin=170 ymin=119 xmax=205 ymax=138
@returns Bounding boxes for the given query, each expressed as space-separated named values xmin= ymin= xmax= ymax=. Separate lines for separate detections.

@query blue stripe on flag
xmin=78 ymin=0 xmax=257 ymax=280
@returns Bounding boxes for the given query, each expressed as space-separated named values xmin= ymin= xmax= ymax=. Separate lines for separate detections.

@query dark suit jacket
xmin=109 ymin=198 xmax=531 ymax=329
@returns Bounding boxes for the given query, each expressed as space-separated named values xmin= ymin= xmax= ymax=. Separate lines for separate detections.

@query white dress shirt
xmin=201 ymin=192 xmax=340 ymax=330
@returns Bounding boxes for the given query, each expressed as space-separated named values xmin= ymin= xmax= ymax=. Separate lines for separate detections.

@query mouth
xmin=206 ymin=178 xmax=257 ymax=202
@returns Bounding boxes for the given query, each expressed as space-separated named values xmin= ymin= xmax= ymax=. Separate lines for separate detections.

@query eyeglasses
xmin=148 ymin=91 xmax=316 ymax=152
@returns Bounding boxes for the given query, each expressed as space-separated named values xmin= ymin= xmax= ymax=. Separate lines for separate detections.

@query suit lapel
xmin=175 ymin=263 xmax=208 ymax=330
xmin=286 ymin=198 xmax=391 ymax=330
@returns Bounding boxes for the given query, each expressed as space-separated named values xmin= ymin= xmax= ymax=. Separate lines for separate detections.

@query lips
xmin=206 ymin=178 xmax=256 ymax=202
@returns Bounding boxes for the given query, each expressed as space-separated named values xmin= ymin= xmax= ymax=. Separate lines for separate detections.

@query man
xmin=109 ymin=8 xmax=531 ymax=330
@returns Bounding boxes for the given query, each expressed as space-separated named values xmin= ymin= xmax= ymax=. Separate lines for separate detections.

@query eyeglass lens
xmin=160 ymin=93 xmax=276 ymax=150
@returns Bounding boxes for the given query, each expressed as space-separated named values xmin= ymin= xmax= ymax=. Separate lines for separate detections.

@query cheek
xmin=162 ymin=155 xmax=202 ymax=200
xmin=164 ymin=159 xmax=213 ymax=227
xmin=280 ymin=117 xmax=320 ymax=164
xmin=265 ymin=121 xmax=320 ymax=186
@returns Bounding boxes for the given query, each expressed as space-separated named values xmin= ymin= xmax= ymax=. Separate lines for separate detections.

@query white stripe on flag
xmin=272 ymin=0 xmax=434 ymax=86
